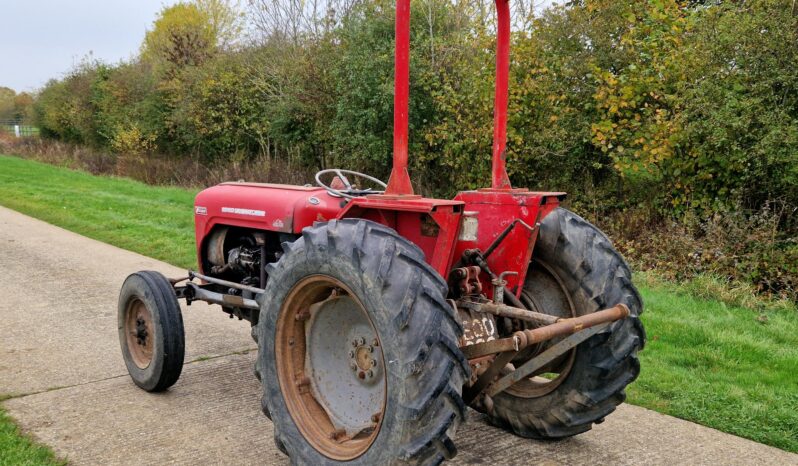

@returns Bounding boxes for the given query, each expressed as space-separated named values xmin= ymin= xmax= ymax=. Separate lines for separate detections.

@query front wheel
xmin=255 ymin=219 xmax=469 ymax=465
xmin=484 ymin=208 xmax=645 ymax=439
xmin=118 ymin=271 xmax=185 ymax=392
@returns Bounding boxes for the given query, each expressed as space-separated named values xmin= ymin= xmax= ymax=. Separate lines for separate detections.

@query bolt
xmin=358 ymin=371 xmax=365 ymax=380
xmin=348 ymin=350 xmax=355 ymax=358
xmin=370 ymin=359 xmax=377 ymax=367
xmin=367 ymin=370 xmax=374 ymax=378
xmin=358 ymin=337 xmax=366 ymax=346
xmin=367 ymin=346 xmax=374 ymax=353
xmin=351 ymin=339 xmax=359 ymax=347
xmin=372 ymin=338 xmax=379 ymax=347
xmin=350 ymin=362 xmax=358 ymax=371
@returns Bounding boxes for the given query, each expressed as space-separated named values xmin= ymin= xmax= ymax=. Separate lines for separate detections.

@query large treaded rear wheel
xmin=484 ymin=208 xmax=645 ymax=438
xmin=255 ymin=219 xmax=469 ymax=465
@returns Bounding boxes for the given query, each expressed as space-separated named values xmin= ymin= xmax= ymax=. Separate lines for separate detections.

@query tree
xmin=0 ymin=86 xmax=16 ymax=120
xmin=196 ymin=0 xmax=244 ymax=49
xmin=142 ymin=3 xmax=217 ymax=76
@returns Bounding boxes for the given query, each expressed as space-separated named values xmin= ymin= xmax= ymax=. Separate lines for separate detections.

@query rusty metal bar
xmin=459 ymin=304 xmax=629 ymax=359
xmin=513 ymin=304 xmax=629 ymax=348
xmin=463 ymin=348 xmax=516 ymax=405
xmin=485 ymin=323 xmax=608 ymax=397
xmin=477 ymin=302 xmax=560 ymax=326
xmin=187 ymin=283 xmax=260 ymax=310
xmin=461 ymin=336 xmax=520 ymax=360
xmin=188 ymin=270 xmax=265 ymax=295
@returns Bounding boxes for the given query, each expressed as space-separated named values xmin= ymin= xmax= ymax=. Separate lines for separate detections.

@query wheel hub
xmin=305 ymin=296 xmax=385 ymax=437
xmin=124 ymin=299 xmax=154 ymax=369
xmin=276 ymin=276 xmax=386 ymax=460
xmin=350 ymin=340 xmax=379 ymax=381
xmin=135 ymin=317 xmax=149 ymax=345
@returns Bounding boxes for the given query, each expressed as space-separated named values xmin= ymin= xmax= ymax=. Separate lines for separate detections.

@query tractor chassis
xmin=170 ymin=269 xmax=628 ymax=409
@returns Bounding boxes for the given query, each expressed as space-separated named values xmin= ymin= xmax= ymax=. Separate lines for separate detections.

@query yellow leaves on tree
xmin=142 ymin=3 xmax=218 ymax=76
xmin=589 ymin=0 xmax=687 ymax=179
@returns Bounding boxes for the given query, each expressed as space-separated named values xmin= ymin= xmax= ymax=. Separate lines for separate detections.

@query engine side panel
xmin=194 ymin=182 xmax=345 ymax=271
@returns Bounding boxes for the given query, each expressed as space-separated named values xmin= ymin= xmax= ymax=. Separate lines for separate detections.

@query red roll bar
xmin=385 ymin=0 xmax=512 ymax=195
xmin=491 ymin=0 xmax=513 ymax=190
xmin=385 ymin=0 xmax=414 ymax=195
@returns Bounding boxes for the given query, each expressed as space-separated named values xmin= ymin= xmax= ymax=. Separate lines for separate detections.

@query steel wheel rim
xmin=275 ymin=275 xmax=386 ymax=460
xmin=125 ymin=298 xmax=154 ymax=369
xmin=506 ymin=260 xmax=577 ymax=398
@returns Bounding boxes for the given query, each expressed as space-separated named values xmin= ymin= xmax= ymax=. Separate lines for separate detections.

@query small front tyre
xmin=118 ymin=270 xmax=185 ymax=392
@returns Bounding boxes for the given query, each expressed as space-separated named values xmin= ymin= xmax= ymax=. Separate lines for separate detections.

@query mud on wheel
xmin=118 ymin=271 xmax=185 ymax=392
xmin=255 ymin=219 xmax=469 ymax=465
xmin=482 ymin=208 xmax=646 ymax=439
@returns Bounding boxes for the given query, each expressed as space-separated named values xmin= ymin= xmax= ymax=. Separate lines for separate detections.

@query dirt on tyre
xmin=255 ymin=219 xmax=470 ymax=465
xmin=118 ymin=270 xmax=185 ymax=392
xmin=483 ymin=208 xmax=645 ymax=439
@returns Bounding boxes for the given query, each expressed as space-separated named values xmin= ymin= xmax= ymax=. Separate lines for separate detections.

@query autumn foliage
xmin=27 ymin=0 xmax=798 ymax=299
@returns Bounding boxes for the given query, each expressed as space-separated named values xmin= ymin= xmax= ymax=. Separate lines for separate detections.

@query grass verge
xmin=0 ymin=399 xmax=65 ymax=466
xmin=1 ymin=154 xmax=797 ymax=453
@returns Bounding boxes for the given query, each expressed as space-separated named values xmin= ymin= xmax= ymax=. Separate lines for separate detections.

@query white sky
xmin=0 ymin=0 xmax=178 ymax=93
xmin=0 ymin=0 xmax=556 ymax=94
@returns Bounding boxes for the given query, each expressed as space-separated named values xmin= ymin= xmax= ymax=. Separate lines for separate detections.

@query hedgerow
xmin=26 ymin=0 xmax=798 ymax=300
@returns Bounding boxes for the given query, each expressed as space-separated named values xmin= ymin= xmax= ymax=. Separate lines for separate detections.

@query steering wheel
xmin=315 ymin=169 xmax=387 ymax=199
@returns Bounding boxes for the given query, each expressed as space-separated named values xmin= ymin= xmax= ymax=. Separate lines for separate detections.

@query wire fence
xmin=0 ymin=119 xmax=40 ymax=137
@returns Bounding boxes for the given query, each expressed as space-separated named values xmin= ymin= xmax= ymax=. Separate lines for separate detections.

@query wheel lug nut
xmin=358 ymin=371 xmax=366 ymax=379
xmin=348 ymin=350 xmax=355 ymax=358
xmin=370 ymin=359 xmax=376 ymax=367
xmin=350 ymin=362 xmax=357 ymax=371
xmin=368 ymin=346 xmax=374 ymax=353
xmin=351 ymin=339 xmax=358 ymax=347
xmin=372 ymin=338 xmax=379 ymax=347
xmin=358 ymin=337 xmax=366 ymax=345
xmin=366 ymin=370 xmax=373 ymax=378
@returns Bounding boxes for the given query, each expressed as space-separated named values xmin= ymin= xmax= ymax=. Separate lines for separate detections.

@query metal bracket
xmin=485 ymin=323 xmax=608 ymax=398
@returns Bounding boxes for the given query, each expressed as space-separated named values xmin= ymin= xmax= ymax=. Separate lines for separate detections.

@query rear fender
xmin=453 ymin=190 xmax=565 ymax=300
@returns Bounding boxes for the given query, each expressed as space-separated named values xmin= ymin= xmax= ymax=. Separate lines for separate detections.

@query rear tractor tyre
xmin=484 ymin=208 xmax=645 ymax=439
xmin=255 ymin=219 xmax=469 ymax=465
xmin=118 ymin=271 xmax=185 ymax=392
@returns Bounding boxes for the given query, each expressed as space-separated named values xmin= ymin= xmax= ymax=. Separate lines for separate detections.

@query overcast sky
xmin=1 ymin=0 xmax=556 ymax=94
xmin=0 ymin=0 xmax=178 ymax=93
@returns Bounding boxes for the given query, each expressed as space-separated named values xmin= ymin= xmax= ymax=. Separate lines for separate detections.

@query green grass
xmin=0 ymin=400 xmax=65 ymax=465
xmin=0 ymin=154 xmax=198 ymax=269
xmin=1 ymin=154 xmax=797 ymax=454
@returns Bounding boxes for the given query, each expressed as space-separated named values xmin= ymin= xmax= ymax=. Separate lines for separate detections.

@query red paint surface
xmin=193 ymin=183 xmax=345 ymax=270
xmin=454 ymin=190 xmax=563 ymax=298
xmin=491 ymin=0 xmax=512 ymax=190
xmin=385 ymin=0 xmax=414 ymax=196
xmin=338 ymin=195 xmax=464 ymax=277
xmin=194 ymin=182 xmax=563 ymax=297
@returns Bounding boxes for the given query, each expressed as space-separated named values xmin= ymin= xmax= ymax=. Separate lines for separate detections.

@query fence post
xmin=14 ymin=125 xmax=20 ymax=138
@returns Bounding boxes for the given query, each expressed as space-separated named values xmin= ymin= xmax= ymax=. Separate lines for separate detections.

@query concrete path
xmin=1 ymin=205 xmax=795 ymax=466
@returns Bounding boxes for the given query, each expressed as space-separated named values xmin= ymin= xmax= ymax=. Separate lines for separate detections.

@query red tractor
xmin=118 ymin=1 xmax=644 ymax=464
